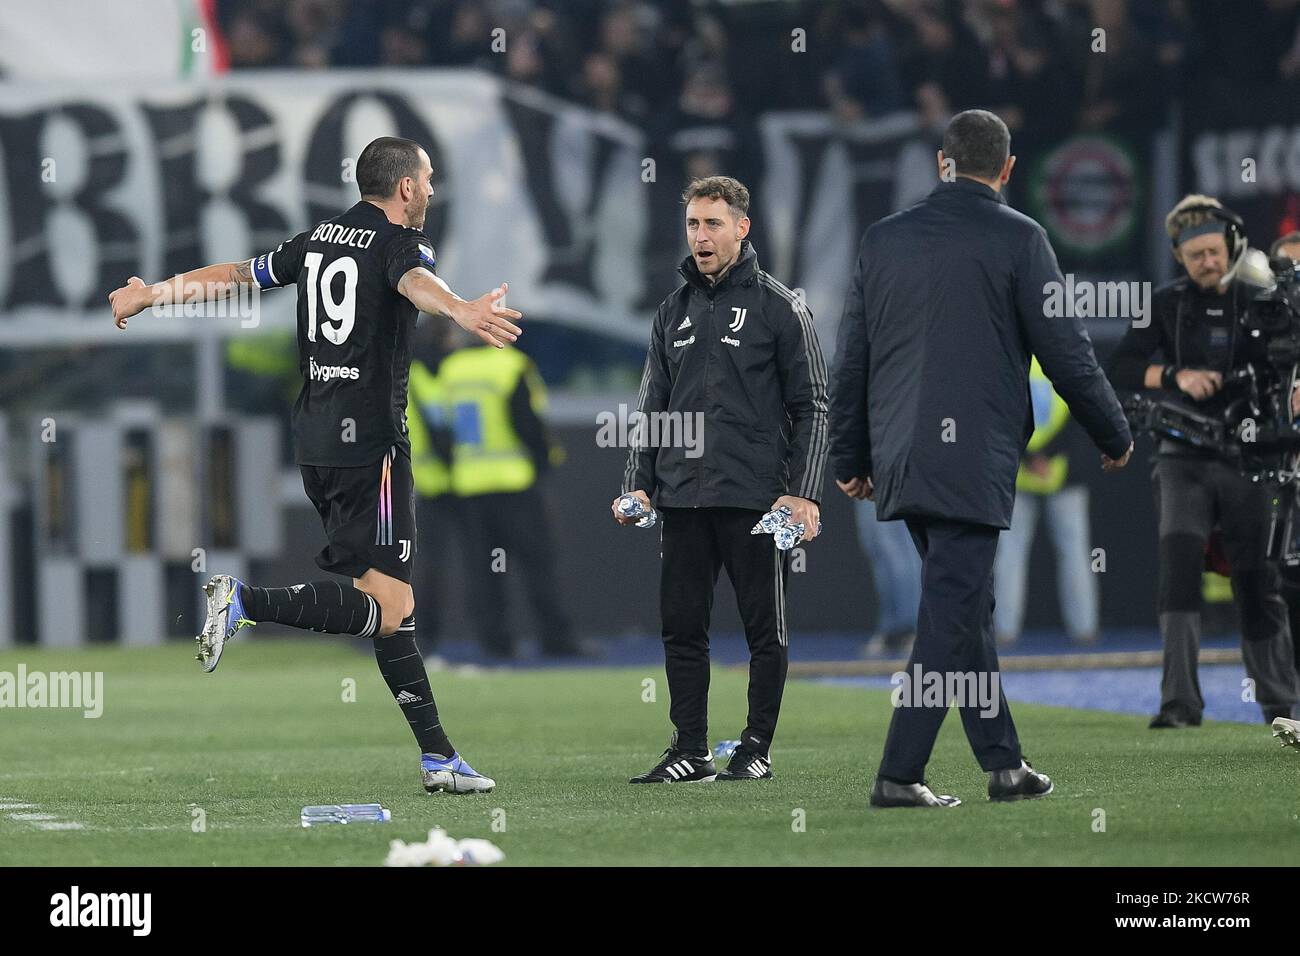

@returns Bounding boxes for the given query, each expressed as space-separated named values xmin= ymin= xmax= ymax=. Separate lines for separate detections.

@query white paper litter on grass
xmin=384 ymin=827 xmax=504 ymax=867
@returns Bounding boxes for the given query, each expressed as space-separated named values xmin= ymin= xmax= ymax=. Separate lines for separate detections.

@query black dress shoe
xmin=1148 ymin=709 xmax=1202 ymax=729
xmin=988 ymin=760 xmax=1053 ymax=801
xmin=869 ymin=777 xmax=961 ymax=808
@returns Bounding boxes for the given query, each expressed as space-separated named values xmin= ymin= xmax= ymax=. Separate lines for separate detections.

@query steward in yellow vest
xmin=437 ymin=342 xmax=576 ymax=659
xmin=438 ymin=344 xmax=559 ymax=495
xmin=1017 ymin=357 xmax=1072 ymax=495
xmin=407 ymin=359 xmax=451 ymax=500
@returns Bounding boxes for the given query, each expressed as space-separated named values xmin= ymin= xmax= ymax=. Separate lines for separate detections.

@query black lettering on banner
xmin=0 ymin=105 xmax=139 ymax=310
xmin=141 ymin=96 xmax=289 ymax=278
xmin=774 ymin=125 xmax=925 ymax=288
xmin=781 ymin=132 xmax=835 ymax=287
xmin=499 ymin=91 xmax=618 ymax=295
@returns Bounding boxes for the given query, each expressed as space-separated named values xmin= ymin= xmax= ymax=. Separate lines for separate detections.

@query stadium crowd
xmin=214 ymin=0 xmax=1300 ymax=134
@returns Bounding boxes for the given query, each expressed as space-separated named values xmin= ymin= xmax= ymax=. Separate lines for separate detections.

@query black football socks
xmin=239 ymin=586 xmax=450 ymax=755
xmin=241 ymin=581 xmax=380 ymax=637
xmin=374 ymin=616 xmax=454 ymax=757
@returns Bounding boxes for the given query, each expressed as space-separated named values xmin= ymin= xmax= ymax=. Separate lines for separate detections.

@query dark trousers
xmin=660 ymin=507 xmax=790 ymax=755
xmin=1152 ymin=457 xmax=1299 ymax=718
xmin=878 ymin=516 xmax=1022 ymax=783
xmin=458 ymin=487 xmax=574 ymax=657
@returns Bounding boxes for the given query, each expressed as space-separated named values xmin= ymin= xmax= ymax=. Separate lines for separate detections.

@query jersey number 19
xmin=303 ymin=252 xmax=358 ymax=345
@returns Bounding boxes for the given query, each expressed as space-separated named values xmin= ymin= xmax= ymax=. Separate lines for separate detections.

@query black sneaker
xmin=988 ymin=760 xmax=1053 ymax=801
xmin=629 ymin=747 xmax=716 ymax=783
xmin=716 ymin=747 xmax=773 ymax=781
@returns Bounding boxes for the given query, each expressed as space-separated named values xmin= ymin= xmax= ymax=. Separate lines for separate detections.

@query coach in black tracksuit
xmin=617 ymin=175 xmax=829 ymax=784
xmin=830 ymin=110 xmax=1133 ymax=807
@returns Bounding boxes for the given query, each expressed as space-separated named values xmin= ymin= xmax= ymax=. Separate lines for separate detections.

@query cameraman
xmin=1108 ymin=195 xmax=1299 ymax=728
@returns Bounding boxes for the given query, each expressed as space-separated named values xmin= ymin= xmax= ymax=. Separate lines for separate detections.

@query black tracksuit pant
xmin=659 ymin=506 xmax=789 ymax=755
xmin=878 ymin=516 xmax=1023 ymax=784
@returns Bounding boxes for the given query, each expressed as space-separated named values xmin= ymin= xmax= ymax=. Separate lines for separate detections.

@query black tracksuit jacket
xmin=623 ymin=242 xmax=830 ymax=511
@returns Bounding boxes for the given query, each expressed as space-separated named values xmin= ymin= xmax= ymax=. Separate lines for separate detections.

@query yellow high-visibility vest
xmin=226 ymin=331 xmax=297 ymax=378
xmin=439 ymin=346 xmax=544 ymax=496
xmin=407 ymin=359 xmax=451 ymax=498
xmin=1017 ymin=358 xmax=1071 ymax=495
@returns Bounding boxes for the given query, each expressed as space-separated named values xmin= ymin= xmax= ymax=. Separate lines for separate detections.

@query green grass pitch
xmin=1 ymin=640 xmax=1298 ymax=866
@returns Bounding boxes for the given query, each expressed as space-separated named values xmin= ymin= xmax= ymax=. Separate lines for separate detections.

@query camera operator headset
xmin=1107 ymin=194 xmax=1300 ymax=728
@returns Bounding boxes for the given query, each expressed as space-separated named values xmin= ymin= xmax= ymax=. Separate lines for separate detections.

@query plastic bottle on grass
xmin=714 ymin=740 xmax=741 ymax=760
xmin=300 ymin=804 xmax=392 ymax=827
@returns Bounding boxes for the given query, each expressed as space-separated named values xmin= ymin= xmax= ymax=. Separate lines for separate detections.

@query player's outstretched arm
xmin=396 ymin=269 xmax=522 ymax=349
xmin=110 ymin=260 xmax=256 ymax=330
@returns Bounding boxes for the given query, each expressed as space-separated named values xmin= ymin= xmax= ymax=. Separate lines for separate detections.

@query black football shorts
xmin=299 ymin=446 xmax=417 ymax=584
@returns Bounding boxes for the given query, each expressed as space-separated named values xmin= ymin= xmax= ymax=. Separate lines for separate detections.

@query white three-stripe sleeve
xmin=623 ymin=304 xmax=673 ymax=495
xmin=761 ymin=274 xmax=830 ymax=503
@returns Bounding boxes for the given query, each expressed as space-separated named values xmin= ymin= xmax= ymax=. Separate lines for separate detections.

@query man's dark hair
xmin=682 ymin=175 xmax=750 ymax=220
xmin=942 ymin=109 xmax=1011 ymax=182
xmin=1271 ymin=231 xmax=1300 ymax=256
xmin=356 ymin=136 xmax=424 ymax=199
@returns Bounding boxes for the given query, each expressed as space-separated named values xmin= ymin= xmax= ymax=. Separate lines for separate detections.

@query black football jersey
xmin=252 ymin=201 xmax=437 ymax=467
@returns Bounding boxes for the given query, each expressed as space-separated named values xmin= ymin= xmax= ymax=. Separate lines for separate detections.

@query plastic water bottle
xmin=753 ymin=506 xmax=793 ymax=535
xmin=300 ymin=804 xmax=392 ymax=827
xmin=617 ymin=493 xmax=658 ymax=528
xmin=751 ymin=506 xmax=822 ymax=550
xmin=774 ymin=521 xmax=821 ymax=551
xmin=714 ymin=739 xmax=741 ymax=760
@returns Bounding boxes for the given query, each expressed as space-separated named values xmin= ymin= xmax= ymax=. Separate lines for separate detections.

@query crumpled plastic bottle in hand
xmin=617 ymin=493 xmax=658 ymax=528
xmin=750 ymin=505 xmax=821 ymax=551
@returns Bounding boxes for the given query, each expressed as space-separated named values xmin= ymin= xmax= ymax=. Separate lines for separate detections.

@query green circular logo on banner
xmin=1030 ymin=135 xmax=1139 ymax=256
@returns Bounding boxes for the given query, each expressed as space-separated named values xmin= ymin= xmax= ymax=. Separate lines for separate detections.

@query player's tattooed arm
xmin=110 ymin=260 xmax=256 ymax=330
xmin=397 ymin=268 xmax=523 ymax=349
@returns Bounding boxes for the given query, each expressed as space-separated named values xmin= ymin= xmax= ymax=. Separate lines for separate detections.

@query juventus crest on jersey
xmin=251 ymin=201 xmax=437 ymax=467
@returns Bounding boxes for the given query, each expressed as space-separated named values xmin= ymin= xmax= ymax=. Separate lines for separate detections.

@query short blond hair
xmin=1165 ymin=194 xmax=1223 ymax=245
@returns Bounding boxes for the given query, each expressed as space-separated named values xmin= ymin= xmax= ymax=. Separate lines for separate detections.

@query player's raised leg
xmin=195 ymin=562 xmax=494 ymax=793
xmin=354 ymin=568 xmax=495 ymax=794
xmin=195 ymin=574 xmax=382 ymax=673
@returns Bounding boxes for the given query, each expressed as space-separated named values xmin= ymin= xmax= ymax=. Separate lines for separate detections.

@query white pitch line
xmin=0 ymin=766 xmax=156 ymax=781
xmin=3 ymin=801 xmax=90 ymax=832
